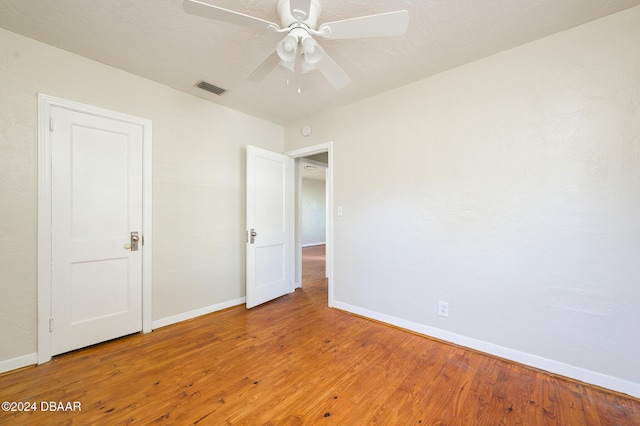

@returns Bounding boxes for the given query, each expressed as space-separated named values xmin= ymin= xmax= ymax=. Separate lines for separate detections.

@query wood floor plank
xmin=1 ymin=245 xmax=639 ymax=425
xmin=453 ymin=354 xmax=500 ymax=425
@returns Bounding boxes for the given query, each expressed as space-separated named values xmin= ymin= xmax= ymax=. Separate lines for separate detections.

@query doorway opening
xmin=285 ymin=142 xmax=333 ymax=307
xmin=300 ymin=156 xmax=327 ymax=294
xmin=301 ymin=244 xmax=327 ymax=302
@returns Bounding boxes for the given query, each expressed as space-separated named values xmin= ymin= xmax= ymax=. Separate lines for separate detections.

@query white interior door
xmin=246 ymin=145 xmax=294 ymax=309
xmin=50 ymin=106 xmax=143 ymax=355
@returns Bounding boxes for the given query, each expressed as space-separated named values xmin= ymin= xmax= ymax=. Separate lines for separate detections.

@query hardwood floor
xmin=1 ymin=244 xmax=639 ymax=425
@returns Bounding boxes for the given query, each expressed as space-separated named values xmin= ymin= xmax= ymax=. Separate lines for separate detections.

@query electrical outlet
xmin=438 ymin=301 xmax=449 ymax=318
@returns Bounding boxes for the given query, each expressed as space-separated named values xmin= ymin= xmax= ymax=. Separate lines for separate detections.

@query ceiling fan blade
xmin=289 ymin=0 xmax=312 ymax=20
xmin=246 ymin=50 xmax=280 ymax=81
xmin=318 ymin=10 xmax=409 ymax=40
xmin=314 ymin=45 xmax=351 ymax=89
xmin=183 ymin=0 xmax=279 ymax=32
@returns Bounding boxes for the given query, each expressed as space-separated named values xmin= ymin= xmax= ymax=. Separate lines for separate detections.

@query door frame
xmin=37 ymin=94 xmax=153 ymax=364
xmin=285 ymin=142 xmax=334 ymax=308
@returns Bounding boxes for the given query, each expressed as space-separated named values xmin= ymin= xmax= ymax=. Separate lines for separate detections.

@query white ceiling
xmin=1 ymin=0 xmax=639 ymax=125
xmin=301 ymin=160 xmax=327 ymax=181
xmin=302 ymin=166 xmax=326 ymax=181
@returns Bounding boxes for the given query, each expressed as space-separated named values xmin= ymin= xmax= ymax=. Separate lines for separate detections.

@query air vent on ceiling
xmin=195 ymin=80 xmax=227 ymax=95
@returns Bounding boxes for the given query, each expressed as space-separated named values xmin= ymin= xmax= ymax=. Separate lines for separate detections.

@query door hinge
xmin=49 ymin=318 xmax=54 ymax=332
xmin=141 ymin=234 xmax=144 ymax=246
xmin=49 ymin=117 xmax=54 ymax=132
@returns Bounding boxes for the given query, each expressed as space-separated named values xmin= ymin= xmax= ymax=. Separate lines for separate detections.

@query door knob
xmin=250 ymin=229 xmax=257 ymax=244
xmin=130 ymin=232 xmax=139 ymax=251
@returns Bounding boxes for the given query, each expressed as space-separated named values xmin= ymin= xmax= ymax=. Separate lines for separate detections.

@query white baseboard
xmin=0 ymin=352 xmax=37 ymax=375
xmin=333 ymin=301 xmax=640 ymax=399
xmin=302 ymin=242 xmax=326 ymax=247
xmin=152 ymin=297 xmax=246 ymax=329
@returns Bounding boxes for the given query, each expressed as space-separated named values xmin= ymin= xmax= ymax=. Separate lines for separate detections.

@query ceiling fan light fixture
xmin=276 ymin=33 xmax=299 ymax=63
xmin=301 ymin=35 xmax=322 ymax=65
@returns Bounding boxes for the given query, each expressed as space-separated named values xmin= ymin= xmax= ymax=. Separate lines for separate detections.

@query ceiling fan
xmin=183 ymin=0 xmax=409 ymax=89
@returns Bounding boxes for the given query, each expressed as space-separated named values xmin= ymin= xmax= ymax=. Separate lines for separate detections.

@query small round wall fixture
xmin=301 ymin=125 xmax=312 ymax=136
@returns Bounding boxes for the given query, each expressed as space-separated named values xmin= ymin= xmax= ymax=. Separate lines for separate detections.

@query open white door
xmin=246 ymin=145 xmax=294 ymax=308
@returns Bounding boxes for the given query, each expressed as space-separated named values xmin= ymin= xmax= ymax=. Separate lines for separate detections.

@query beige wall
xmin=301 ymin=177 xmax=326 ymax=246
xmin=0 ymin=28 xmax=283 ymax=364
xmin=285 ymin=7 xmax=640 ymax=395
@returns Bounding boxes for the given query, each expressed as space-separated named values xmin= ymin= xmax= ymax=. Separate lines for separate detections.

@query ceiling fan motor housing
xmin=277 ymin=0 xmax=321 ymax=29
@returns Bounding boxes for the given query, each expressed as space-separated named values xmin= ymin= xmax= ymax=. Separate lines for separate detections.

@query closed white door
xmin=50 ymin=106 xmax=143 ymax=355
xmin=246 ymin=145 xmax=294 ymax=308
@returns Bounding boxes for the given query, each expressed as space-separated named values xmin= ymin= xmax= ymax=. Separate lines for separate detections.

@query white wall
xmin=301 ymin=177 xmax=326 ymax=246
xmin=284 ymin=7 xmax=640 ymax=396
xmin=0 ymin=28 xmax=283 ymax=366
